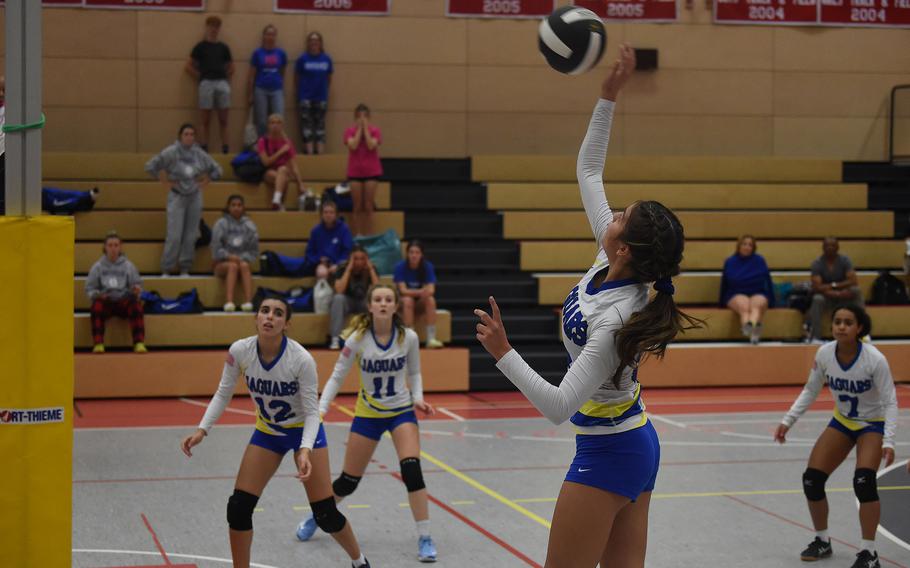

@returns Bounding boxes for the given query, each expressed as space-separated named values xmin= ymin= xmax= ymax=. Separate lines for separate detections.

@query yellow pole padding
xmin=0 ymin=216 xmax=74 ymax=567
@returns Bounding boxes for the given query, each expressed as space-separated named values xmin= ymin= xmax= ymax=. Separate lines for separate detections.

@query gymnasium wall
xmin=1 ymin=0 xmax=908 ymax=158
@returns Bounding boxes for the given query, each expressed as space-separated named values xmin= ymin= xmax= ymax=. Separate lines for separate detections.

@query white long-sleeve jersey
xmin=496 ymin=99 xmax=650 ymax=435
xmin=198 ymin=335 xmax=321 ymax=450
xmin=319 ymin=326 xmax=423 ymax=418
xmin=782 ymin=341 xmax=898 ymax=449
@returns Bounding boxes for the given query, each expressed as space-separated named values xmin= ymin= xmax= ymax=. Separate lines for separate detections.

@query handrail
xmin=889 ymin=84 xmax=910 ymax=164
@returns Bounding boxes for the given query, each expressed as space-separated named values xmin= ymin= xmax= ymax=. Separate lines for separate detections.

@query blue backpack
xmin=42 ymin=187 xmax=97 ymax=215
xmin=231 ymin=150 xmax=265 ymax=183
xmin=141 ymin=289 xmax=205 ymax=314
xmin=252 ymin=286 xmax=313 ymax=312
xmin=259 ymin=250 xmax=314 ymax=277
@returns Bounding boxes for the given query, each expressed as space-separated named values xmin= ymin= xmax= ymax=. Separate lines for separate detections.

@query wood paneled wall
xmin=2 ymin=0 xmax=908 ymax=158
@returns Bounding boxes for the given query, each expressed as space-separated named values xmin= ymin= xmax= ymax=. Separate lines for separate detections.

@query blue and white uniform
xmin=782 ymin=341 xmax=898 ymax=448
xmin=495 ymin=99 xmax=660 ymax=500
xmin=199 ymin=335 xmax=325 ymax=455
xmin=320 ymin=326 xmax=424 ymax=440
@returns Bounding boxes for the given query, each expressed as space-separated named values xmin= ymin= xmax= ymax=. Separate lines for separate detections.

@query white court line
xmin=649 ymin=414 xmax=688 ymax=428
xmin=437 ymin=407 xmax=466 ymax=421
xmin=72 ymin=548 xmax=282 ymax=567
xmin=874 ymin=459 xmax=910 ymax=554
xmin=179 ymin=397 xmax=255 ymax=416
xmin=719 ymin=430 xmax=818 ymax=443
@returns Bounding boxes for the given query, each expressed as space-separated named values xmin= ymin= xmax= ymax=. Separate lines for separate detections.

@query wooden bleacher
xmin=73 ymin=275 xmax=399 ymax=310
xmin=522 ymin=240 xmax=905 ymax=272
xmin=504 ymin=211 xmax=892 ymax=240
xmin=473 ymin=156 xmax=842 ymax=183
xmin=52 ymin=180 xmax=390 ymax=211
xmin=74 ymin=310 xmax=451 ymax=349
xmin=536 ymin=272 xmax=881 ymax=306
xmin=488 ymin=183 xmax=867 ymax=210
xmin=72 ymin=210 xmax=403 ymax=240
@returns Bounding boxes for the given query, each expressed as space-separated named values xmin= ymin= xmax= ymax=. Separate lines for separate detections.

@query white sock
xmin=861 ymin=539 xmax=876 ymax=553
xmin=416 ymin=519 xmax=431 ymax=538
xmin=816 ymin=529 xmax=829 ymax=542
xmin=272 ymin=191 xmax=283 ymax=204
xmin=352 ymin=554 xmax=367 ymax=567
xmin=426 ymin=325 xmax=436 ymax=343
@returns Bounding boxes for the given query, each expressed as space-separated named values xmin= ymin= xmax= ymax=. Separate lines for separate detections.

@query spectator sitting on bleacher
xmin=304 ymin=200 xmax=352 ymax=278
xmin=146 ymin=123 xmax=223 ymax=278
xmin=394 ymin=239 xmax=443 ymax=349
xmin=86 ymin=232 xmax=146 ymax=354
xmin=720 ymin=234 xmax=774 ymax=345
xmin=258 ymin=113 xmax=301 ymax=211
xmin=328 ymin=244 xmax=379 ymax=349
xmin=806 ymin=236 xmax=863 ymax=342
xmin=211 ymin=195 xmax=258 ymax=313
xmin=186 ymin=15 xmax=234 ymax=155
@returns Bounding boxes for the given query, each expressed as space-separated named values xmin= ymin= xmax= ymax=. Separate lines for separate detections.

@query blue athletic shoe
xmin=295 ymin=515 xmax=318 ymax=542
xmin=418 ymin=536 xmax=437 ymax=562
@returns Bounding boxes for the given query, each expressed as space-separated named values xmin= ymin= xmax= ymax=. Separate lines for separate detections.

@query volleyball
xmin=538 ymin=6 xmax=606 ymax=75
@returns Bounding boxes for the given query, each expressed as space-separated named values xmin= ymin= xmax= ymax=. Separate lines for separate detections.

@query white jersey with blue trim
xmin=782 ymin=341 xmax=898 ymax=448
xmin=198 ymin=335 xmax=321 ymax=450
xmin=496 ymin=98 xmax=650 ymax=436
xmin=319 ymin=326 xmax=423 ymax=418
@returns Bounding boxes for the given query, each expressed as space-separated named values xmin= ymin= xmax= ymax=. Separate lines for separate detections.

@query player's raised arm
xmin=576 ymin=44 xmax=635 ymax=246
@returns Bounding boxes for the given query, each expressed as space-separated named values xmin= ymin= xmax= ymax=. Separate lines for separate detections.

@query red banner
xmin=275 ymin=0 xmax=391 ymax=14
xmin=84 ymin=0 xmax=203 ymax=8
xmin=0 ymin=1 xmax=84 ymax=5
xmin=714 ymin=0 xmax=910 ymax=27
xmin=446 ymin=0 xmax=555 ymax=18
xmin=574 ymin=0 xmax=677 ymax=21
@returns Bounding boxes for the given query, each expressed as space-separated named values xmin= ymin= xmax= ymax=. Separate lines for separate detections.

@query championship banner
xmin=275 ymin=0 xmax=391 ymax=14
xmin=575 ymin=0 xmax=678 ymax=21
xmin=714 ymin=0 xmax=910 ymax=27
xmin=0 ymin=1 xmax=84 ymax=5
xmin=84 ymin=0 xmax=204 ymax=9
xmin=446 ymin=0 xmax=556 ymax=18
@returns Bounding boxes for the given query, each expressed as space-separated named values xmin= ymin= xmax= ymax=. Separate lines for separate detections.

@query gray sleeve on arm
xmin=145 ymin=148 xmax=169 ymax=177
xmin=85 ymin=263 xmax=101 ymax=299
xmin=128 ymin=261 xmax=142 ymax=290
xmin=206 ymin=152 xmax=224 ymax=180
xmin=210 ymin=220 xmax=228 ymax=261
xmin=243 ymin=223 xmax=259 ymax=263
xmin=576 ymin=99 xmax=616 ymax=246
xmin=495 ymin=324 xmax=620 ymax=425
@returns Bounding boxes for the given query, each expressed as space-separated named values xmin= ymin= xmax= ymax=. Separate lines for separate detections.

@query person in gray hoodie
xmin=146 ymin=123 xmax=223 ymax=277
xmin=86 ymin=232 xmax=146 ymax=354
xmin=211 ymin=194 xmax=259 ymax=312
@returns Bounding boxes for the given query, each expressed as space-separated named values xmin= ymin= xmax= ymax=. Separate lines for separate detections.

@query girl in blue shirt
xmin=248 ymin=24 xmax=288 ymax=137
xmin=295 ymin=32 xmax=333 ymax=155
xmin=393 ymin=240 xmax=442 ymax=348
xmin=720 ymin=235 xmax=775 ymax=344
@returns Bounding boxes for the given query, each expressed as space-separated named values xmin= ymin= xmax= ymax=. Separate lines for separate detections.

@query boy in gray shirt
xmin=806 ymin=237 xmax=863 ymax=341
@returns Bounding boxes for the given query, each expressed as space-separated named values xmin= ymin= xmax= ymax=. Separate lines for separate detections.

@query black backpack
xmin=870 ymin=271 xmax=910 ymax=305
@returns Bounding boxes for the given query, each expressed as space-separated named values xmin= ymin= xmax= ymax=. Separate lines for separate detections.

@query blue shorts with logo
xmin=827 ymin=417 xmax=885 ymax=442
xmin=250 ymin=422 xmax=328 ymax=456
xmin=564 ymin=419 xmax=660 ymax=502
xmin=350 ymin=410 xmax=418 ymax=441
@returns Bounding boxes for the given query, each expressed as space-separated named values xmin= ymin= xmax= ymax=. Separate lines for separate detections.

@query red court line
xmin=388 ymin=472 xmax=542 ymax=568
xmin=141 ymin=513 xmax=172 ymax=566
xmin=724 ymin=496 xmax=908 ymax=568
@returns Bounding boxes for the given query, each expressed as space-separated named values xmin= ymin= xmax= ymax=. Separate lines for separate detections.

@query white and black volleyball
xmin=538 ymin=6 xmax=606 ymax=75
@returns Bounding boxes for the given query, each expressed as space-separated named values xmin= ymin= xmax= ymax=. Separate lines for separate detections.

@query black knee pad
xmin=400 ymin=457 xmax=426 ymax=493
xmin=332 ymin=471 xmax=362 ymax=497
xmin=802 ymin=468 xmax=829 ymax=502
xmin=311 ymin=496 xmax=347 ymax=533
xmin=853 ymin=468 xmax=879 ymax=503
xmin=226 ymin=490 xmax=259 ymax=531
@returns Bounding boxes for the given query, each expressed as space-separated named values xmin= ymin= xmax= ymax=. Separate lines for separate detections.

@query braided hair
xmin=610 ymin=200 xmax=704 ymax=386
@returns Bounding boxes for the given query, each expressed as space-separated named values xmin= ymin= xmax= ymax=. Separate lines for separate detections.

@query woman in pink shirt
xmin=344 ymin=104 xmax=382 ymax=235
xmin=258 ymin=113 xmax=302 ymax=211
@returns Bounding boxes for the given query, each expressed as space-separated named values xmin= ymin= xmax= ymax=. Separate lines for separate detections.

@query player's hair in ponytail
xmin=832 ymin=303 xmax=872 ymax=338
xmin=610 ymin=201 xmax=704 ymax=387
xmin=342 ymin=284 xmax=407 ymax=344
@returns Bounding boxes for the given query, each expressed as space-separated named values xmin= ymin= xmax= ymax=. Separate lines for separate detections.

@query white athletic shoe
xmin=223 ymin=302 xmax=236 ymax=312
xmin=240 ymin=302 xmax=254 ymax=312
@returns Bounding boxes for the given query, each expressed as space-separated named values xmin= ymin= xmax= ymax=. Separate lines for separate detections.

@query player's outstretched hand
xmin=773 ymin=424 xmax=789 ymax=444
xmin=181 ymin=428 xmax=206 ymax=457
xmin=415 ymin=400 xmax=435 ymax=417
xmin=474 ymin=296 xmax=512 ymax=361
xmin=601 ymin=43 xmax=636 ymax=102
xmin=296 ymin=449 xmax=312 ymax=483
xmin=882 ymin=447 xmax=895 ymax=467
